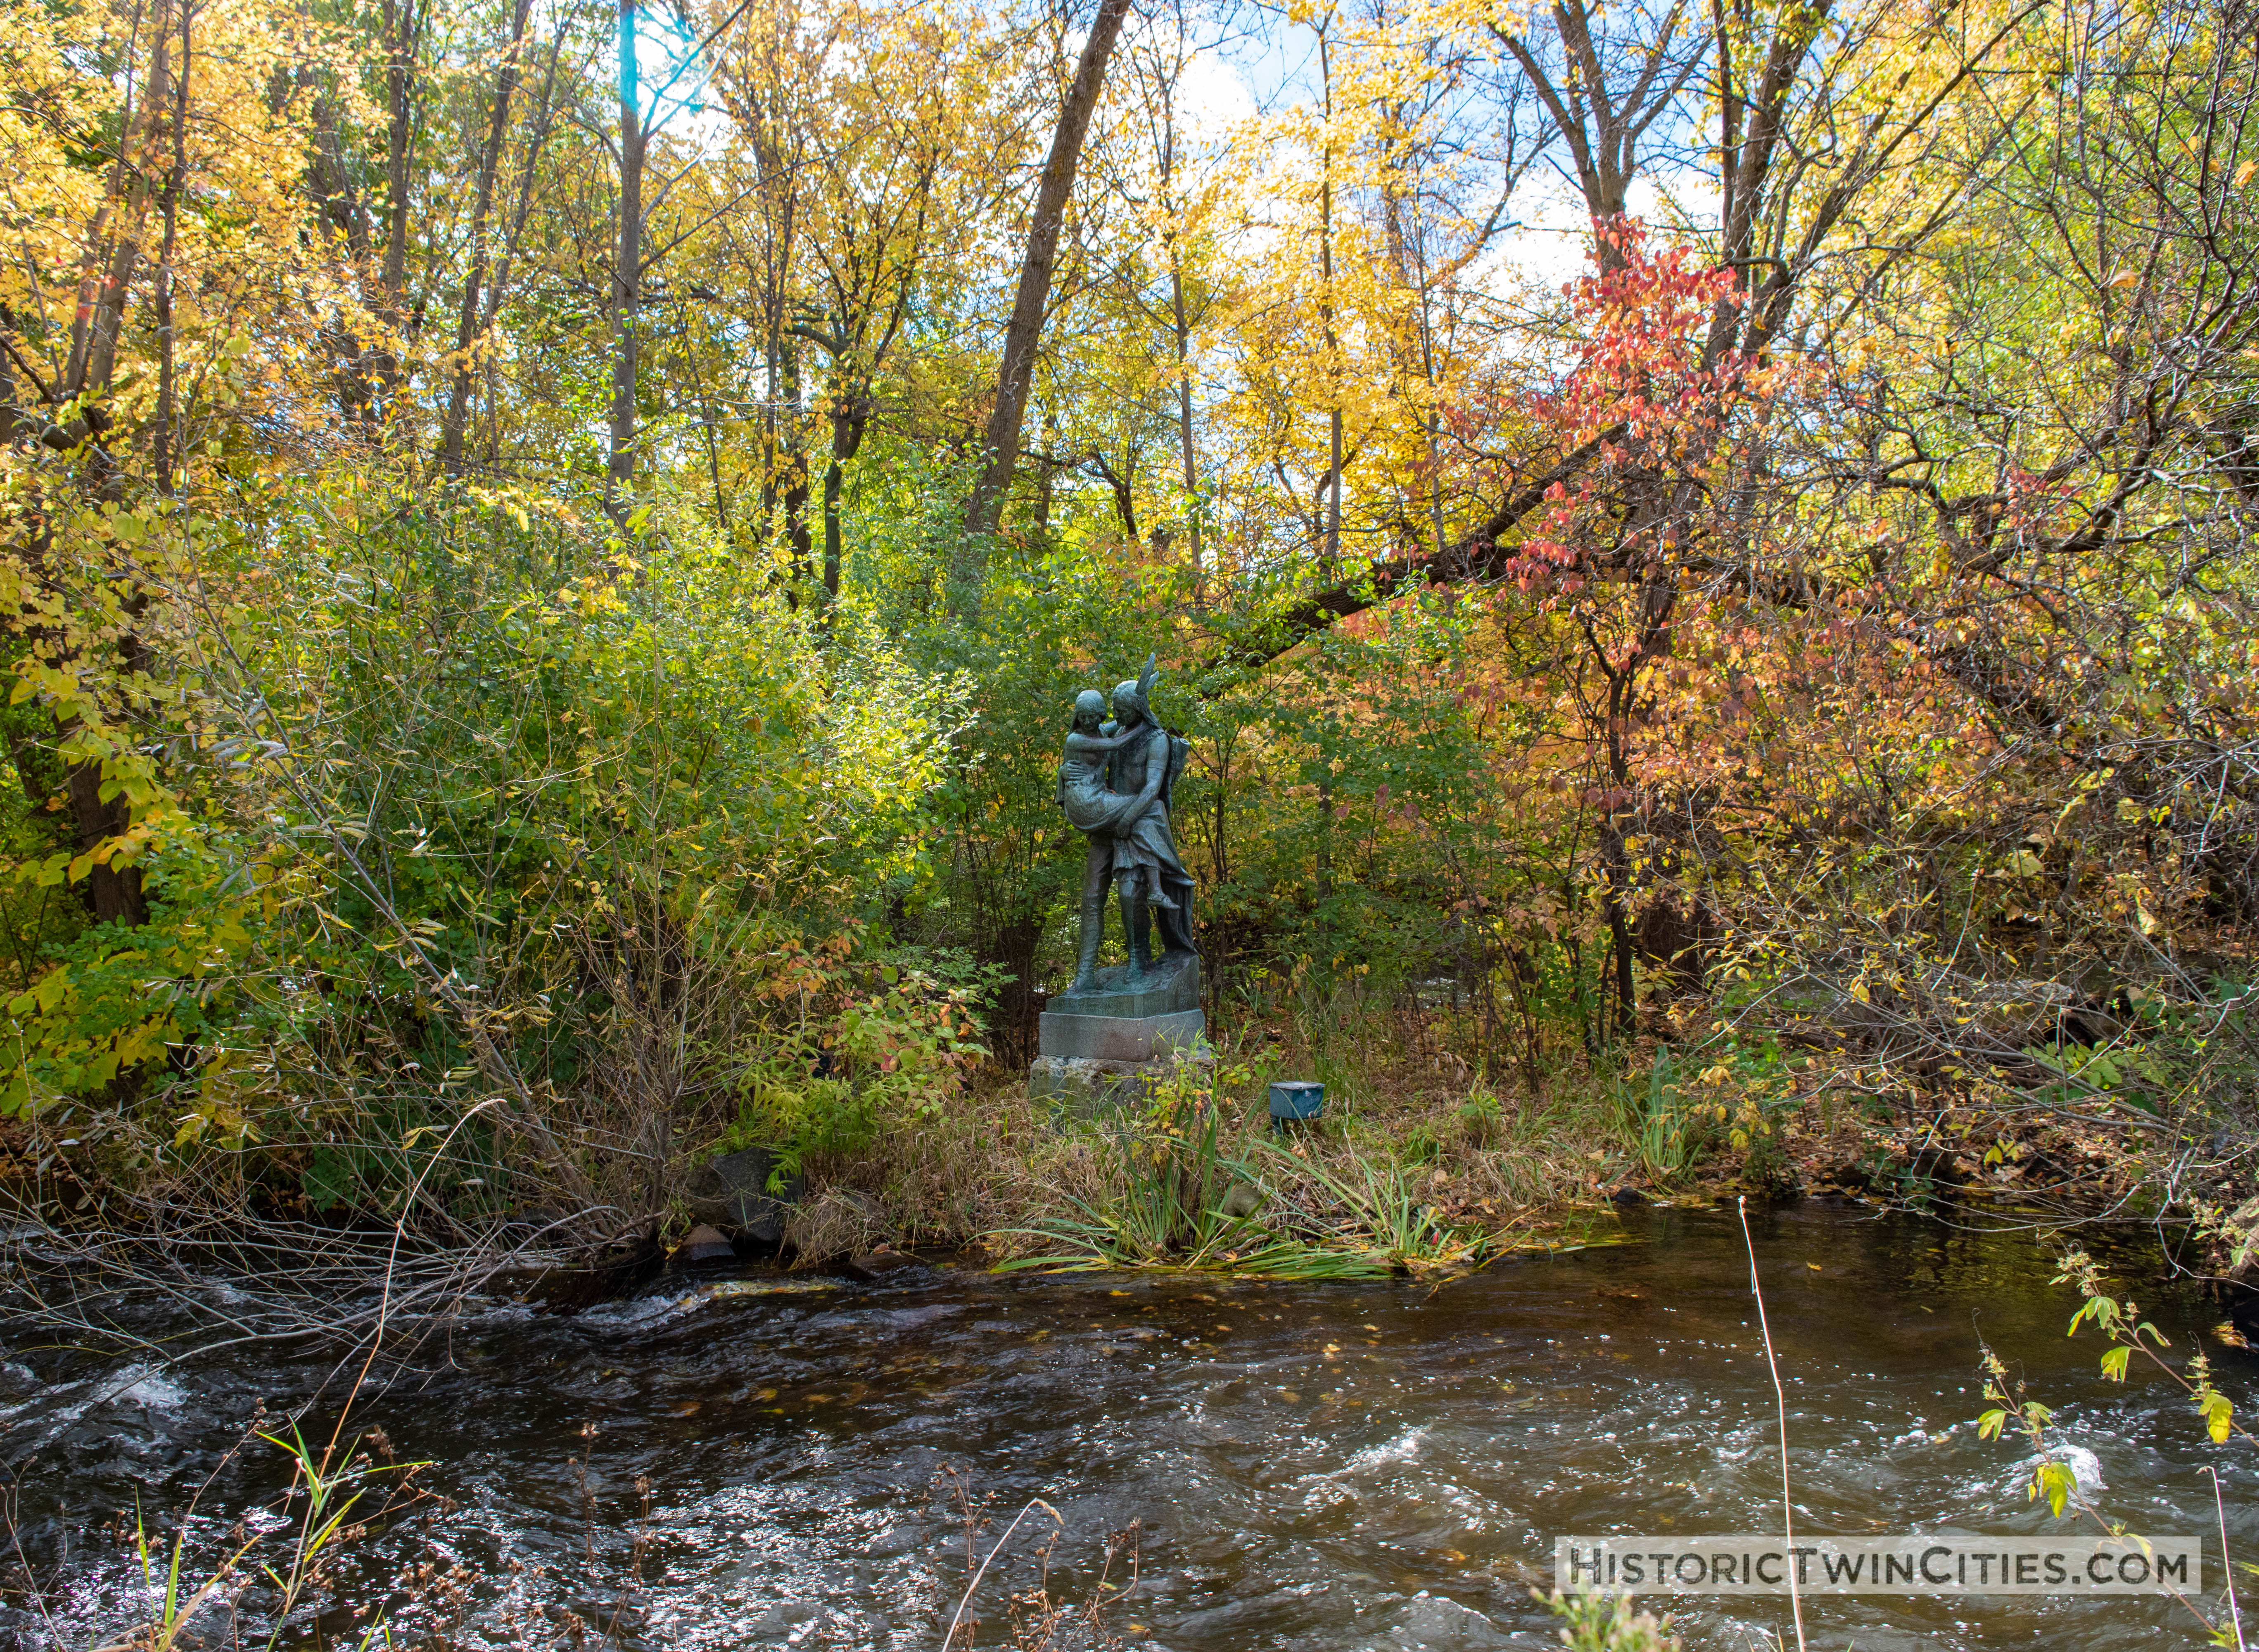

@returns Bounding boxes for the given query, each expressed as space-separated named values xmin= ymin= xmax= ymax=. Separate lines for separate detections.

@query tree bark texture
xmin=606 ymin=0 xmax=645 ymax=531
xmin=441 ymin=0 xmax=534 ymax=475
xmin=960 ymin=0 xmax=1133 ymax=546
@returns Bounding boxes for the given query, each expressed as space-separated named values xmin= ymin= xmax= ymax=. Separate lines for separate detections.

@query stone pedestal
xmin=1029 ymin=954 xmax=1206 ymax=1113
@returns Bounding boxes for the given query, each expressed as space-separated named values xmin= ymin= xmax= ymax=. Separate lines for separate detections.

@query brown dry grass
xmin=789 ymin=985 xmax=1643 ymax=1265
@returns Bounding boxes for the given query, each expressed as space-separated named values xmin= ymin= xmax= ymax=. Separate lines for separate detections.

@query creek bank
xmin=1 ymin=1067 xmax=2211 ymax=1329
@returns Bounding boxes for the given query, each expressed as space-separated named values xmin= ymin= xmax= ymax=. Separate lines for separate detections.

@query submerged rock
xmin=2007 ymin=1444 xmax=2105 ymax=1498
xmin=677 ymin=1224 xmax=736 ymax=1265
xmin=531 ymin=1231 xmax=666 ymax=1314
xmin=842 ymin=1246 xmax=928 ymax=1283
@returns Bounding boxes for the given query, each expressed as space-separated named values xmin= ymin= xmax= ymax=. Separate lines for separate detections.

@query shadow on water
xmin=3 ymin=1202 xmax=2251 ymax=1649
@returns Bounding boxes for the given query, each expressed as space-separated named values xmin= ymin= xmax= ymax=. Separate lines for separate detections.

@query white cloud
xmin=1174 ymin=47 xmax=1256 ymax=140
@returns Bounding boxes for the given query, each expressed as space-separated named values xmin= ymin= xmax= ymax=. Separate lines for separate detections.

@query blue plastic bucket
xmin=1268 ymin=1080 xmax=1325 ymax=1121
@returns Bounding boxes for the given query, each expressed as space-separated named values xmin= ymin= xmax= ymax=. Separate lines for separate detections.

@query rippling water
xmin=5 ymin=1202 xmax=2251 ymax=1649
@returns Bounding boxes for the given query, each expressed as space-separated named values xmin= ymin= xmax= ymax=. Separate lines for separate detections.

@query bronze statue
xmin=1058 ymin=655 xmax=1198 ymax=994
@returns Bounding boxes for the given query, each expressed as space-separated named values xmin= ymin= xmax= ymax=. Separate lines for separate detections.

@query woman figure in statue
xmin=1055 ymin=689 xmax=1178 ymax=910
xmin=1057 ymin=689 xmax=1137 ymax=832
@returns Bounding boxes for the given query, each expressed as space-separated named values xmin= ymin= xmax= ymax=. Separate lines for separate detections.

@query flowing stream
xmin=5 ymin=1202 xmax=2253 ymax=1650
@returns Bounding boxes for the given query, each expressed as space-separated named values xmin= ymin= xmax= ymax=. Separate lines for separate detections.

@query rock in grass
xmin=1219 ymin=1180 xmax=1265 ymax=1218
xmin=1815 ymin=1159 xmax=1872 ymax=1192
xmin=842 ymin=1246 xmax=927 ymax=1283
xmin=683 ymin=1148 xmax=798 ymax=1245
xmin=678 ymin=1224 xmax=736 ymax=1265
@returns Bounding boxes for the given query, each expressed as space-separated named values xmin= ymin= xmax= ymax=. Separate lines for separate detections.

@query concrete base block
xmin=1029 ymin=1048 xmax=1213 ymax=1116
xmin=1032 ymin=951 xmax=1211 ymax=1116
xmin=1047 ymin=953 xmax=1202 ymax=1019
xmin=1038 ymin=1006 xmax=1205 ymax=1063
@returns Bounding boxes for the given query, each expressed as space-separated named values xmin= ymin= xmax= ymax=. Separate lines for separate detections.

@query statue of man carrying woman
xmin=1055 ymin=655 xmax=1199 ymax=994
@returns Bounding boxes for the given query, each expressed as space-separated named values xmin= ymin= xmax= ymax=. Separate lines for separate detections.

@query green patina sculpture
xmin=1057 ymin=654 xmax=1198 ymax=995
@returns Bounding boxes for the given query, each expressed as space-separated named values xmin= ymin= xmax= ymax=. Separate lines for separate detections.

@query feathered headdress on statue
xmin=1113 ymin=652 xmax=1159 ymax=723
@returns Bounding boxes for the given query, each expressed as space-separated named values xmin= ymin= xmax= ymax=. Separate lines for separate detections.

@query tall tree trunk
xmin=1317 ymin=17 xmax=1342 ymax=584
xmin=780 ymin=341 xmax=812 ymax=586
xmin=1601 ymin=677 xmax=1640 ymax=1039
xmin=959 ymin=0 xmax=1132 ymax=552
xmin=64 ymin=5 xmax=171 ymax=419
xmin=53 ymin=2 xmax=178 ymax=933
xmin=475 ymin=26 xmax=566 ymax=470
xmin=1152 ymin=70 xmax=1202 ymax=570
xmin=1172 ymin=264 xmax=1199 ymax=565
xmin=375 ymin=0 xmax=422 ymax=396
xmin=152 ymin=0 xmax=191 ymax=496
xmin=606 ymin=0 xmax=645 ymax=532
xmin=821 ymin=396 xmax=867 ymax=599
xmin=309 ymin=87 xmax=384 ymax=432
xmin=752 ymin=119 xmax=800 ymax=556
xmin=381 ymin=0 xmax=418 ymax=300
xmin=441 ymin=0 xmax=533 ymax=475
xmin=1032 ymin=409 xmax=1056 ymax=534
xmin=676 ymin=292 xmax=732 ymax=532
xmin=1381 ymin=131 xmax=1450 ymax=572
xmin=308 ymin=94 xmax=374 ymax=261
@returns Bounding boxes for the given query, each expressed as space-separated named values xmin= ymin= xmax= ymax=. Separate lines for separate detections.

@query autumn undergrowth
xmin=806 ymin=975 xmax=2227 ymax=1282
xmin=793 ymin=981 xmax=1642 ymax=1278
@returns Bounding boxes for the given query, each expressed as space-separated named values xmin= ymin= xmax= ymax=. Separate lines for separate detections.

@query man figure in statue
xmin=1061 ymin=657 xmax=1198 ymax=995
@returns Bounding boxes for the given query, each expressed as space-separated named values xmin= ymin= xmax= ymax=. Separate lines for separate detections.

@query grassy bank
xmin=789 ymin=985 xmax=2205 ymax=1288
xmin=724 ymin=991 xmax=2231 ymax=1287
xmin=3 ymin=933 xmax=2240 ymax=1333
